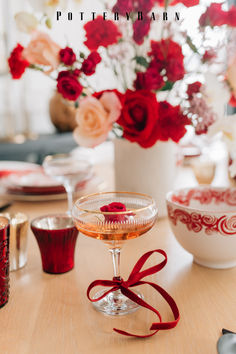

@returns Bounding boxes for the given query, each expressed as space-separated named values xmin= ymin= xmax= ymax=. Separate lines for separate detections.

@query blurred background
xmin=0 ymin=0 xmax=235 ymax=163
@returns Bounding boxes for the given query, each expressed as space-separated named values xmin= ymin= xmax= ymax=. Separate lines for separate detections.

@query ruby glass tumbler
xmin=31 ymin=214 xmax=79 ymax=274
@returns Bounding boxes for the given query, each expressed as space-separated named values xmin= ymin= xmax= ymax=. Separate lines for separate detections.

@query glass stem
xmin=109 ymin=248 xmax=121 ymax=280
xmin=64 ymin=182 xmax=74 ymax=215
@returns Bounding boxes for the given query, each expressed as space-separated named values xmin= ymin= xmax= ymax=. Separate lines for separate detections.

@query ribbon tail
xmin=113 ymin=285 xmax=162 ymax=338
xmin=144 ymin=281 xmax=180 ymax=331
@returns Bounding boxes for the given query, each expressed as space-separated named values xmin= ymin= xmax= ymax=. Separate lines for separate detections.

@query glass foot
xmin=92 ymin=289 xmax=143 ymax=316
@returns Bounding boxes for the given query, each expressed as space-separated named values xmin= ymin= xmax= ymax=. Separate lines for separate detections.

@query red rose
xmin=227 ymin=6 xmax=236 ymax=27
xmin=156 ymin=101 xmax=190 ymax=143
xmin=8 ymin=44 xmax=29 ymax=79
xmin=81 ymin=51 xmax=101 ymax=76
xmin=136 ymin=0 xmax=155 ymax=13
xmin=73 ymin=68 xmax=81 ymax=77
xmin=59 ymin=47 xmax=76 ymax=66
xmin=199 ymin=3 xmax=228 ymax=27
xmin=156 ymin=0 xmax=199 ymax=7
xmin=171 ymin=0 xmax=199 ymax=6
xmin=166 ymin=60 xmax=185 ymax=82
xmin=133 ymin=16 xmax=151 ymax=45
xmin=117 ymin=90 xmax=160 ymax=148
xmin=134 ymin=68 xmax=164 ymax=91
xmin=149 ymin=39 xmax=185 ymax=82
xmin=112 ymin=0 xmax=133 ymax=16
xmin=100 ymin=202 xmax=127 ymax=222
xmin=57 ymin=70 xmax=83 ymax=101
xmin=187 ymin=81 xmax=202 ymax=99
xmin=113 ymin=0 xmax=154 ymax=15
xmin=84 ymin=16 xmax=122 ymax=51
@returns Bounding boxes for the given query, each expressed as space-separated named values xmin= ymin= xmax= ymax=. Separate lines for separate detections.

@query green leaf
xmin=133 ymin=56 xmax=149 ymax=68
xmin=160 ymin=81 xmax=175 ymax=91
xmin=186 ymin=36 xmax=198 ymax=54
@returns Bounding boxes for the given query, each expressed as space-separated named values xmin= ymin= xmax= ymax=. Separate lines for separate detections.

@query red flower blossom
xmin=112 ymin=0 xmax=133 ymax=15
xmin=199 ymin=3 xmax=228 ymax=27
xmin=84 ymin=16 xmax=122 ymax=51
xmin=156 ymin=0 xmax=199 ymax=7
xmin=156 ymin=101 xmax=190 ymax=142
xmin=57 ymin=70 xmax=83 ymax=101
xmin=117 ymin=90 xmax=160 ymax=148
xmin=187 ymin=81 xmax=202 ymax=99
xmin=202 ymin=49 xmax=216 ymax=63
xmin=227 ymin=6 xmax=236 ymax=27
xmin=100 ymin=202 xmax=127 ymax=222
xmin=134 ymin=68 xmax=164 ymax=91
xmin=73 ymin=69 xmax=81 ymax=77
xmin=133 ymin=16 xmax=151 ymax=45
xmin=136 ymin=0 xmax=155 ymax=13
xmin=171 ymin=0 xmax=199 ymax=6
xmin=148 ymin=39 xmax=185 ymax=82
xmin=81 ymin=51 xmax=101 ymax=76
xmin=229 ymin=93 xmax=236 ymax=107
xmin=59 ymin=47 xmax=76 ymax=66
xmin=93 ymin=89 xmax=124 ymax=104
xmin=8 ymin=44 xmax=29 ymax=79
xmin=113 ymin=0 xmax=154 ymax=15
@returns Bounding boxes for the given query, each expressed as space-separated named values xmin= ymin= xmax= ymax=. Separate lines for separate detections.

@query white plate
xmin=0 ymin=177 xmax=106 ymax=202
xmin=0 ymin=161 xmax=40 ymax=171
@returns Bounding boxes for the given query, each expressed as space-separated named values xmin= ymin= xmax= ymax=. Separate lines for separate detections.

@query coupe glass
xmin=72 ymin=191 xmax=158 ymax=316
xmin=43 ymin=154 xmax=92 ymax=214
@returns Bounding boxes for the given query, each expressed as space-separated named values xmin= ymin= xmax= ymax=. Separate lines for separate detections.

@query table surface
xmin=1 ymin=165 xmax=235 ymax=354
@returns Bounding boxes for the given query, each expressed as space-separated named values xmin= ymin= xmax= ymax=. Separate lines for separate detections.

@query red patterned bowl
xmin=166 ymin=186 xmax=236 ymax=269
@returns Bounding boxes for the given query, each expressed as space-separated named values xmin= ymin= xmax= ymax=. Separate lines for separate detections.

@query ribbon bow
xmin=87 ymin=249 xmax=180 ymax=338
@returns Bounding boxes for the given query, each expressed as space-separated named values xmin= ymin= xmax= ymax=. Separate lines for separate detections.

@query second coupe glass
xmin=43 ymin=154 xmax=92 ymax=214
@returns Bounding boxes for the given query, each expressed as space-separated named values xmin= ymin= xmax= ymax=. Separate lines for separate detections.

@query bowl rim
xmin=166 ymin=185 xmax=236 ymax=215
xmin=73 ymin=191 xmax=157 ymax=215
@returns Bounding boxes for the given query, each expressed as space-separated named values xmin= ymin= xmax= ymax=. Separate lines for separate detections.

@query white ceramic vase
xmin=114 ymin=139 xmax=177 ymax=217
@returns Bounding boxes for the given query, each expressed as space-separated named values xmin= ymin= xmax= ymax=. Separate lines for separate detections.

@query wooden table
xmin=1 ymin=201 xmax=236 ymax=354
xmin=0 ymin=165 xmax=235 ymax=354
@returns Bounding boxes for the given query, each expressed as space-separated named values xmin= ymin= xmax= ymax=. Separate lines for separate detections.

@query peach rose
xmin=23 ymin=31 xmax=60 ymax=72
xmin=73 ymin=92 xmax=122 ymax=148
xmin=227 ymin=55 xmax=236 ymax=97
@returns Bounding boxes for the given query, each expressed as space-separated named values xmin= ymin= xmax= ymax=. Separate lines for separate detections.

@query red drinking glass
xmin=31 ymin=214 xmax=79 ymax=274
xmin=0 ymin=216 xmax=10 ymax=308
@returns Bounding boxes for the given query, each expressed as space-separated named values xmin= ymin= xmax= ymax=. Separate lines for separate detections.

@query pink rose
xmin=23 ymin=31 xmax=61 ymax=72
xmin=73 ymin=91 xmax=122 ymax=148
xmin=227 ymin=55 xmax=236 ymax=98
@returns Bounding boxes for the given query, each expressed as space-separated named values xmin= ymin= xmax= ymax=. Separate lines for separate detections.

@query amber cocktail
xmin=72 ymin=191 xmax=158 ymax=316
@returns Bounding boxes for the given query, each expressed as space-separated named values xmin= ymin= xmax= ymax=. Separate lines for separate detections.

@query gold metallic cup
xmin=3 ymin=213 xmax=28 ymax=271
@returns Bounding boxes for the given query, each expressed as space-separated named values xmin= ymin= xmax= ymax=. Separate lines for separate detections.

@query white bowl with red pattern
xmin=166 ymin=186 xmax=236 ymax=269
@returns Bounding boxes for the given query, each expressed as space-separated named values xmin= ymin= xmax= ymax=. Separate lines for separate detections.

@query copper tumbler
xmin=0 ymin=216 xmax=10 ymax=308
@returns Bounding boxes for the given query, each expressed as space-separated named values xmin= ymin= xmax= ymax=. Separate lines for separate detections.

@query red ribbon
xmin=87 ymin=249 xmax=180 ymax=338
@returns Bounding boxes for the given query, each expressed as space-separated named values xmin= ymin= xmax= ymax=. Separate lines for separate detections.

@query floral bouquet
xmin=8 ymin=0 xmax=236 ymax=149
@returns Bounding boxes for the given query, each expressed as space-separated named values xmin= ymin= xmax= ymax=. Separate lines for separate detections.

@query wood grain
xmin=0 ymin=164 xmax=235 ymax=354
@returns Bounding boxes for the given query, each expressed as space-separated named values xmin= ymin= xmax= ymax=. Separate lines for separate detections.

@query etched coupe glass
xmin=72 ymin=191 xmax=158 ymax=316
